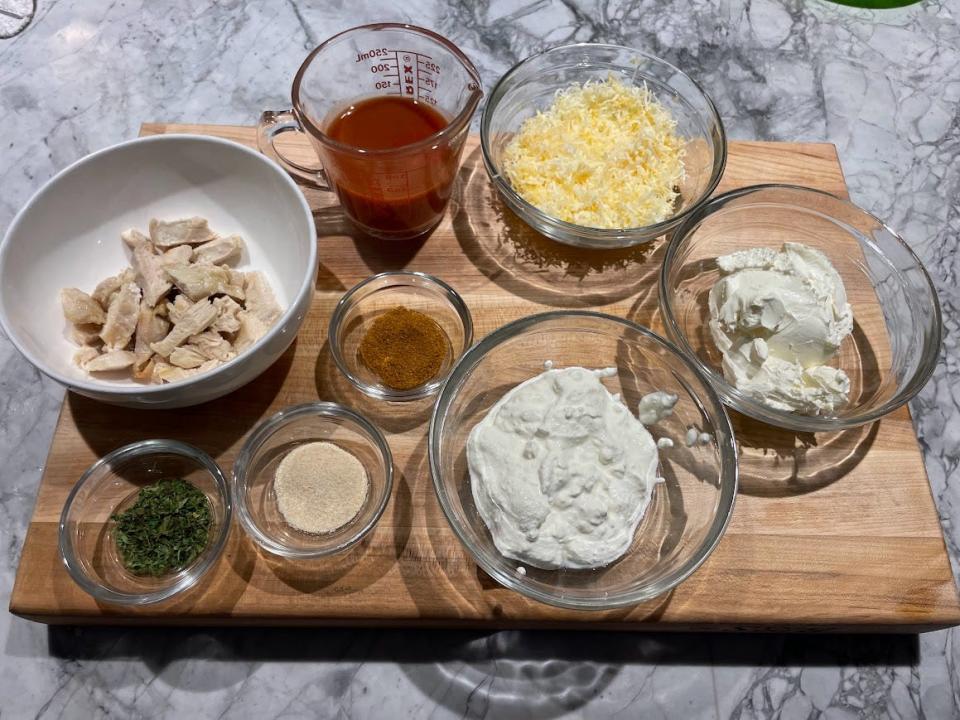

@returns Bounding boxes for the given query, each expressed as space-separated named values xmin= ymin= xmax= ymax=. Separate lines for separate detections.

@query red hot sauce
xmin=323 ymin=96 xmax=454 ymax=239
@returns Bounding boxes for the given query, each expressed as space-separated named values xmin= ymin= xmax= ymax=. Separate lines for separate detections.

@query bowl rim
xmin=428 ymin=309 xmax=739 ymax=610
xmin=659 ymin=182 xmax=944 ymax=431
xmin=328 ymin=270 xmax=475 ymax=401
xmin=479 ymin=42 xmax=728 ymax=245
xmin=232 ymin=401 xmax=394 ymax=558
xmin=58 ymin=439 xmax=233 ymax=606
xmin=0 ymin=132 xmax=319 ymax=397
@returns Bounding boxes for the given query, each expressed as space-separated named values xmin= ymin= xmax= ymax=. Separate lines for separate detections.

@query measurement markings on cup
xmin=417 ymin=55 xmax=439 ymax=105
xmin=364 ymin=49 xmax=442 ymax=102
xmin=385 ymin=50 xmax=440 ymax=104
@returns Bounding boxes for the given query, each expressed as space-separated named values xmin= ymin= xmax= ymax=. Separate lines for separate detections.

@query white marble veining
xmin=1 ymin=0 xmax=959 ymax=717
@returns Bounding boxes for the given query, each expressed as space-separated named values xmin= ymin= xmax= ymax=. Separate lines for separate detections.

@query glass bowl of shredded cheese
xmin=233 ymin=402 xmax=394 ymax=558
xmin=481 ymin=43 xmax=726 ymax=249
xmin=429 ymin=311 xmax=738 ymax=610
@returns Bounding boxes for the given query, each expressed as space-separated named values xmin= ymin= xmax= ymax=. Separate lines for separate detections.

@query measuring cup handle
xmin=257 ymin=109 xmax=330 ymax=190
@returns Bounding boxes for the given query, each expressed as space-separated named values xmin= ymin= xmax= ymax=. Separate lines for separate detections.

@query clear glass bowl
xmin=328 ymin=271 xmax=474 ymax=401
xmin=660 ymin=184 xmax=943 ymax=432
xmin=58 ymin=440 xmax=232 ymax=605
xmin=233 ymin=402 xmax=393 ymax=558
xmin=480 ymin=43 xmax=727 ymax=249
xmin=428 ymin=311 xmax=738 ymax=610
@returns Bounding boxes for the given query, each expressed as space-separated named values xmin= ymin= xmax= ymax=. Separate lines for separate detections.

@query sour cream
xmin=466 ymin=367 xmax=660 ymax=570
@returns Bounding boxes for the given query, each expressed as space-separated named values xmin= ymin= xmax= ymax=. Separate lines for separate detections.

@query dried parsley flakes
xmin=111 ymin=478 xmax=212 ymax=576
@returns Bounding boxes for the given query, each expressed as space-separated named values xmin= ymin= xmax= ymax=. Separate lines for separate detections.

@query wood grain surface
xmin=9 ymin=124 xmax=959 ymax=631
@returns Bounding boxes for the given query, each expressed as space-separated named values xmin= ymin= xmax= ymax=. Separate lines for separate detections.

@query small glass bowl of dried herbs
xmin=59 ymin=439 xmax=232 ymax=605
xmin=328 ymin=272 xmax=474 ymax=401
xmin=111 ymin=478 xmax=212 ymax=577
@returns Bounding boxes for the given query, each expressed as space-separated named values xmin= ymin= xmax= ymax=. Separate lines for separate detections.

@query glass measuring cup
xmin=258 ymin=24 xmax=483 ymax=241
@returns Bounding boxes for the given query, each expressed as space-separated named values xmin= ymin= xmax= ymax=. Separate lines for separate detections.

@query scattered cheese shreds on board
xmin=502 ymin=75 xmax=685 ymax=230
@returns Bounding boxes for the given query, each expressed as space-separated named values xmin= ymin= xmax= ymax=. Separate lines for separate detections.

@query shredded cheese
xmin=502 ymin=75 xmax=685 ymax=230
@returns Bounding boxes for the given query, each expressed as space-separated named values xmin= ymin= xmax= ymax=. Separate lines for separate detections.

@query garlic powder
xmin=274 ymin=441 xmax=368 ymax=534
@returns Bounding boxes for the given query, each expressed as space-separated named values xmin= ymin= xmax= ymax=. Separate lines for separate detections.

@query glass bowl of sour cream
xmin=428 ymin=311 xmax=737 ymax=610
xmin=660 ymin=184 xmax=942 ymax=432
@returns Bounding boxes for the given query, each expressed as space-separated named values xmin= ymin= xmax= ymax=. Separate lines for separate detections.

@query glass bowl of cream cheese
xmin=428 ymin=311 xmax=737 ymax=610
xmin=660 ymin=184 xmax=942 ymax=432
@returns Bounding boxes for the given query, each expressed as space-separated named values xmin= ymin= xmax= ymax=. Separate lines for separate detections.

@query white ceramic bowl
xmin=0 ymin=134 xmax=317 ymax=408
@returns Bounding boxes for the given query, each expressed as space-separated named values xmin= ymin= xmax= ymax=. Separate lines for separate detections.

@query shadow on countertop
xmin=30 ymin=624 xmax=921 ymax=717
xmin=42 ymin=624 xmax=921 ymax=667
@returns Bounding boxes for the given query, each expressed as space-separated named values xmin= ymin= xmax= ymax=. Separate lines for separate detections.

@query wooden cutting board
xmin=9 ymin=124 xmax=960 ymax=631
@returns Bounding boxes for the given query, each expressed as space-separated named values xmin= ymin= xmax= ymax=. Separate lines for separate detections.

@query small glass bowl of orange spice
xmin=328 ymin=272 xmax=474 ymax=401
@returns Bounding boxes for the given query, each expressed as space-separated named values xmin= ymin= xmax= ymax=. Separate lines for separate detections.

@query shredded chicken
xmin=243 ymin=271 xmax=282 ymax=325
xmin=169 ymin=346 xmax=207 ymax=369
xmin=152 ymin=361 xmax=195 ymax=383
xmin=133 ymin=357 xmax=156 ymax=381
xmin=62 ymin=217 xmax=281 ymax=384
xmin=99 ymin=282 xmax=141 ymax=349
xmin=121 ymin=228 xmax=151 ymax=250
xmin=193 ymin=235 xmax=244 ymax=266
xmin=161 ymin=245 xmax=193 ymax=267
xmin=166 ymin=263 xmax=245 ymax=302
xmin=228 ymin=269 xmax=246 ymax=292
xmin=211 ymin=296 xmax=242 ymax=333
xmin=91 ymin=279 xmax=121 ymax=310
xmin=152 ymin=358 xmax=220 ymax=383
xmin=234 ymin=311 xmax=270 ymax=353
xmin=91 ymin=269 xmax=134 ymax=309
xmin=131 ymin=243 xmax=172 ymax=307
xmin=70 ymin=323 xmax=103 ymax=346
xmin=73 ymin=346 xmax=100 ymax=367
xmin=61 ymin=288 xmax=106 ymax=325
xmin=166 ymin=294 xmax=194 ymax=325
xmin=150 ymin=299 xmax=219 ymax=357
xmin=134 ymin=303 xmax=170 ymax=372
xmin=83 ymin=349 xmax=137 ymax=372
xmin=187 ymin=330 xmax=235 ymax=362
xmin=198 ymin=359 xmax=221 ymax=373
xmin=149 ymin=217 xmax=217 ymax=247
xmin=91 ymin=276 xmax=122 ymax=308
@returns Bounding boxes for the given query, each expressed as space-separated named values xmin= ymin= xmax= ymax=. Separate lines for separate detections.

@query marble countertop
xmin=1 ymin=0 xmax=958 ymax=717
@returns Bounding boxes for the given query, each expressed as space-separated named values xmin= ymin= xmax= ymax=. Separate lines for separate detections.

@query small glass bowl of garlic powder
xmin=233 ymin=402 xmax=393 ymax=558
xmin=481 ymin=43 xmax=727 ymax=249
xmin=661 ymin=184 xmax=942 ymax=432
